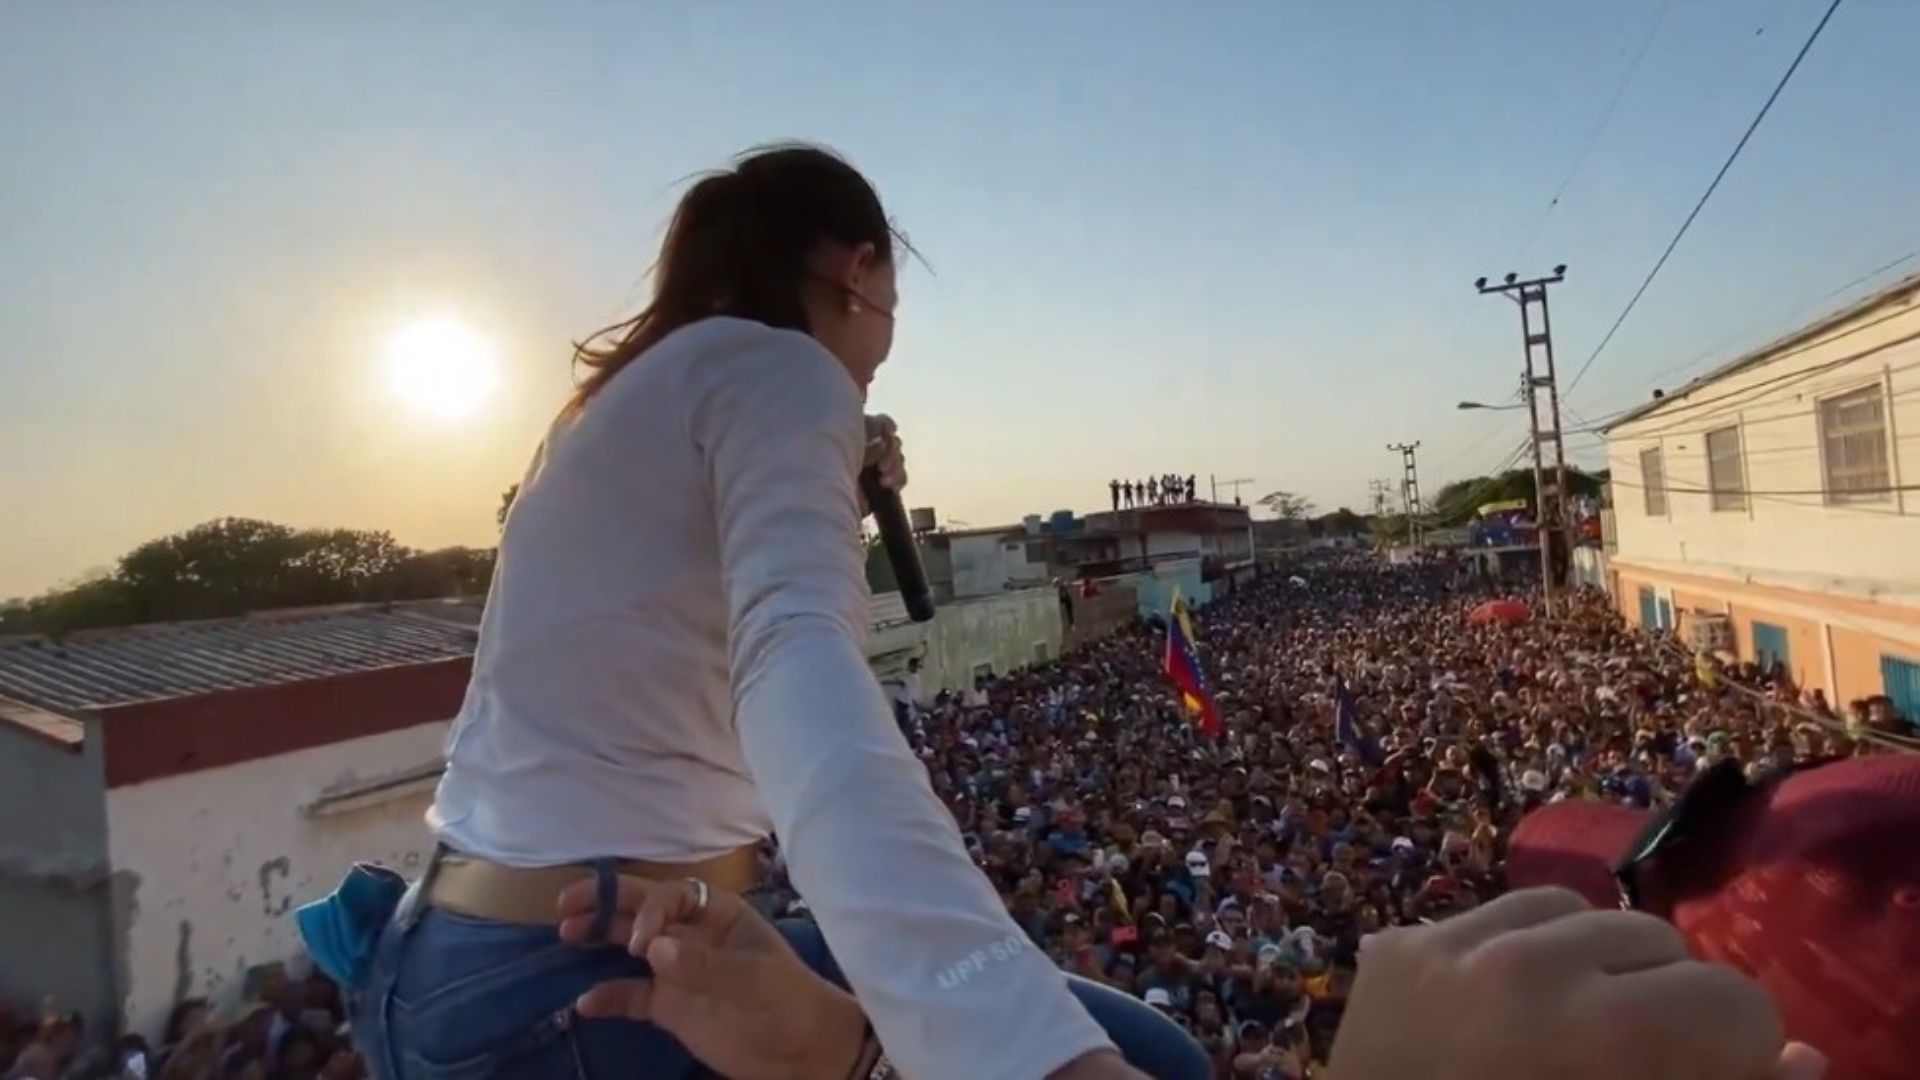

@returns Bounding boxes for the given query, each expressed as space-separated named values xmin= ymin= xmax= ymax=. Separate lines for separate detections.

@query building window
xmin=1637 ymin=586 xmax=1657 ymax=628
xmin=1751 ymin=621 xmax=1790 ymax=672
xmin=1818 ymin=384 xmax=1892 ymax=503
xmin=1883 ymin=655 xmax=1920 ymax=726
xmin=1639 ymin=446 xmax=1667 ymax=516
xmin=1705 ymin=425 xmax=1747 ymax=512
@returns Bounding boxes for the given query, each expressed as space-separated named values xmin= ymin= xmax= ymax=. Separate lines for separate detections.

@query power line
xmin=1607 ymin=464 xmax=1920 ymax=501
xmin=1811 ymin=248 xmax=1920 ymax=306
xmin=1565 ymin=0 xmax=1847 ymax=398
xmin=1429 ymin=418 xmax=1521 ymax=480
xmin=1513 ymin=0 xmax=1677 ymax=257
xmin=1604 ymin=248 xmax=1920 ymax=399
xmin=1575 ymin=318 xmax=1920 ymax=435
xmin=1430 ymin=439 xmax=1538 ymax=520
xmin=1581 ymin=378 xmax=1920 ymax=446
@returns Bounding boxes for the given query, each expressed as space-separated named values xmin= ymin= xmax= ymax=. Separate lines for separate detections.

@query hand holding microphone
xmin=859 ymin=414 xmax=908 ymax=514
xmin=861 ymin=414 xmax=936 ymax=623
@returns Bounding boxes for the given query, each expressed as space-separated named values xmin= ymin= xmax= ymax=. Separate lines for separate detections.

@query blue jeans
xmin=343 ymin=863 xmax=1209 ymax=1079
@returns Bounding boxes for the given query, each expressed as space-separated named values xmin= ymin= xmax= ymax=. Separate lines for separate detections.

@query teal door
xmin=1884 ymin=655 xmax=1920 ymax=726
xmin=1752 ymin=622 xmax=1790 ymax=670
xmin=1638 ymin=587 xmax=1657 ymax=627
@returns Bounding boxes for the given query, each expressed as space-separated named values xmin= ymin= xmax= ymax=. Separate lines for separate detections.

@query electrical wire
xmin=1565 ymin=0 xmax=1847 ymax=398
xmin=1579 ymin=377 xmax=1919 ymax=447
xmin=1607 ymin=473 xmax=1920 ymax=500
xmin=1513 ymin=0 xmax=1677 ymax=259
xmin=1573 ymin=319 xmax=1920 ymax=436
xmin=1429 ymin=418 xmax=1523 ymax=481
xmin=1426 ymin=439 xmax=1545 ymax=523
xmin=1580 ymin=352 xmax=1920 ymax=444
xmin=1611 ymin=250 xmax=1920 ymax=396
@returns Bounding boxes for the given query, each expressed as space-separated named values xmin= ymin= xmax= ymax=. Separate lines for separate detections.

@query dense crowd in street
xmin=7 ymin=554 xmax=1901 ymax=1080
xmin=787 ymin=554 xmax=1883 ymax=1078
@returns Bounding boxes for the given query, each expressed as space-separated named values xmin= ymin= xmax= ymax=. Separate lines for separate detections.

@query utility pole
xmin=1368 ymin=479 xmax=1393 ymax=519
xmin=1476 ymin=265 xmax=1572 ymax=615
xmin=1386 ymin=443 xmax=1422 ymax=547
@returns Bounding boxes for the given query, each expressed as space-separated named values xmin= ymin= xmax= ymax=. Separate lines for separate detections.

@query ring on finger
xmin=686 ymin=877 xmax=709 ymax=917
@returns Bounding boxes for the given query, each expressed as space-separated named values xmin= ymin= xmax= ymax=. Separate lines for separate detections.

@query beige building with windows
xmin=1602 ymin=273 xmax=1920 ymax=719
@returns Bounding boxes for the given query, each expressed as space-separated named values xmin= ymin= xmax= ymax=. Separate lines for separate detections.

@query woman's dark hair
xmin=567 ymin=142 xmax=899 ymax=415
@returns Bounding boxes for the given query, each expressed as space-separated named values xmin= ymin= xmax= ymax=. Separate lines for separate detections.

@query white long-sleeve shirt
xmin=429 ymin=316 xmax=1110 ymax=1080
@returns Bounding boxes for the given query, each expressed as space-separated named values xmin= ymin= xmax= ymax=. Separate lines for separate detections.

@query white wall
xmin=1609 ymin=285 xmax=1920 ymax=605
xmin=948 ymin=533 xmax=1046 ymax=599
xmin=1145 ymin=530 xmax=1201 ymax=560
xmin=105 ymin=721 xmax=450 ymax=1038
xmin=919 ymin=588 xmax=1066 ymax=693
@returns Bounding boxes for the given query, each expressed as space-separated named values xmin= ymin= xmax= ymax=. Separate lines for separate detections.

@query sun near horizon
xmin=384 ymin=314 xmax=500 ymax=422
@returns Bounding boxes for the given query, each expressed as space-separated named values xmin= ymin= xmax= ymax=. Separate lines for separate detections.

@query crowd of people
xmin=9 ymin=554 xmax=1895 ymax=1079
xmin=1111 ymin=475 xmax=1200 ymax=510
xmin=1 ymin=969 xmax=363 ymax=1080
xmin=782 ymin=554 xmax=1877 ymax=1077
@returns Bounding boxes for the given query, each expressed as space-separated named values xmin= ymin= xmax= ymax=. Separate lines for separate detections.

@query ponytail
xmin=565 ymin=143 xmax=895 ymax=416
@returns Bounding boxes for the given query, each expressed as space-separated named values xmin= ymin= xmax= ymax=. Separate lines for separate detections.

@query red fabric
xmin=1509 ymin=757 xmax=1920 ymax=1080
xmin=1164 ymin=608 xmax=1224 ymax=738
xmin=1466 ymin=598 xmax=1531 ymax=625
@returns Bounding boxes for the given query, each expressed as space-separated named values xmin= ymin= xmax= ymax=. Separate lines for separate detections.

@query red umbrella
xmin=1468 ymin=598 xmax=1532 ymax=625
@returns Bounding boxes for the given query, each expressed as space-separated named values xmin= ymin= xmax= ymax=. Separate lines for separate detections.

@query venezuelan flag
xmin=1164 ymin=591 xmax=1224 ymax=738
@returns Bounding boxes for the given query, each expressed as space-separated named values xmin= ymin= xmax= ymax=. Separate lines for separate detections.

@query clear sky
xmin=4 ymin=1 xmax=1917 ymax=599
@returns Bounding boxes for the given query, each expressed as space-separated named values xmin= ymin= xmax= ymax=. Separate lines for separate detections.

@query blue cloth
xmin=295 ymin=862 xmax=407 ymax=990
xmin=316 ymin=861 xmax=1211 ymax=1080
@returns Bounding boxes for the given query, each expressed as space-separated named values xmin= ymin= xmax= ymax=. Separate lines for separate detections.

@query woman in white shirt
xmin=308 ymin=144 xmax=1206 ymax=1080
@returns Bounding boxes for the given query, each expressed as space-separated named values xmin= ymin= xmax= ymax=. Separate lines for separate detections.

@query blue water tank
xmin=1049 ymin=510 xmax=1078 ymax=534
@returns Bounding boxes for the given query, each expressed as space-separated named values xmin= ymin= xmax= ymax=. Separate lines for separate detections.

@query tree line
xmin=0 ymin=517 xmax=497 ymax=636
xmin=1259 ymin=467 xmax=1607 ymax=543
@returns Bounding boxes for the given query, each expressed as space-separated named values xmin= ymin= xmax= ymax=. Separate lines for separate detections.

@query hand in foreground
xmin=1328 ymin=887 xmax=1826 ymax=1080
xmin=859 ymin=413 xmax=906 ymax=516
xmin=556 ymin=877 xmax=865 ymax=1080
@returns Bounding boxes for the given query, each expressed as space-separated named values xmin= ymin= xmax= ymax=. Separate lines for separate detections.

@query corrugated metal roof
xmin=0 ymin=602 xmax=484 ymax=715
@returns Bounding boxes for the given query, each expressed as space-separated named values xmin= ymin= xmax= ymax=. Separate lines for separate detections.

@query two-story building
xmin=1602 ymin=273 xmax=1920 ymax=717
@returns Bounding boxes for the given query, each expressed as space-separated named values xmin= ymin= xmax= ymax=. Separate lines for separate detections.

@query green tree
xmin=0 ymin=574 xmax=140 ymax=636
xmin=291 ymin=529 xmax=411 ymax=601
xmin=380 ymin=546 xmax=497 ymax=599
xmin=1318 ymin=507 xmax=1365 ymax=536
xmin=1371 ymin=513 xmax=1412 ymax=543
xmin=1429 ymin=469 xmax=1603 ymax=527
xmin=498 ymin=484 xmax=520 ymax=530
xmin=117 ymin=517 xmax=308 ymax=621
xmin=1259 ymin=491 xmax=1316 ymax=521
xmin=2 ymin=518 xmax=501 ymax=636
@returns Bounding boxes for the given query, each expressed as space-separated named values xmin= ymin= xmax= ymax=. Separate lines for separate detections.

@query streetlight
xmin=1457 ymin=400 xmax=1525 ymax=411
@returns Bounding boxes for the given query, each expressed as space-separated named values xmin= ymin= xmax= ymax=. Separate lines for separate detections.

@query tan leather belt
xmin=425 ymin=846 xmax=759 ymax=926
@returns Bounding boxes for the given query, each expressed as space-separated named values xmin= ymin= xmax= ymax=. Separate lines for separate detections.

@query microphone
xmin=861 ymin=466 xmax=936 ymax=623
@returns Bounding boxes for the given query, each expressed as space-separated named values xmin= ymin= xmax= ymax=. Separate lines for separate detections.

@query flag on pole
xmin=1164 ymin=590 xmax=1224 ymax=738
xmin=1694 ymin=650 xmax=1722 ymax=691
